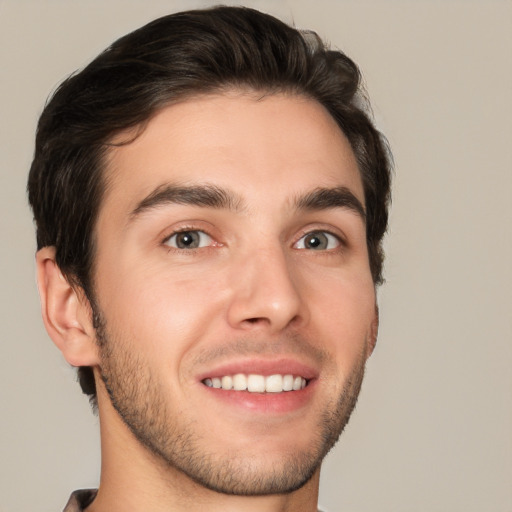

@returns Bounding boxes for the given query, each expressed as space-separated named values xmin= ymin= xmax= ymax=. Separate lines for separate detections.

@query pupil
xmin=177 ymin=232 xmax=198 ymax=248
xmin=308 ymin=236 xmax=320 ymax=247
xmin=306 ymin=232 xmax=326 ymax=249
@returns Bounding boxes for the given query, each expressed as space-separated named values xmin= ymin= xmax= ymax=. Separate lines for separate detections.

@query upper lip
xmin=196 ymin=357 xmax=318 ymax=382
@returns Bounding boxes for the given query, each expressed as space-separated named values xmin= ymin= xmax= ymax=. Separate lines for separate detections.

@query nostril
xmin=243 ymin=317 xmax=275 ymax=326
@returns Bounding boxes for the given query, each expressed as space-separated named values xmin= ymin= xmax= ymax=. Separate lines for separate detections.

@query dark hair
xmin=28 ymin=6 xmax=392 ymax=406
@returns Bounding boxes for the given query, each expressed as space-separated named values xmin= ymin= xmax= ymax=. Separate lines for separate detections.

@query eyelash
xmin=162 ymin=226 xmax=345 ymax=253
xmin=162 ymin=227 xmax=216 ymax=251
xmin=293 ymin=230 xmax=344 ymax=251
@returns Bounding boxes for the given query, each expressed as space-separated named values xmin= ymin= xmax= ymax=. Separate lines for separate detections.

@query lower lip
xmin=200 ymin=380 xmax=316 ymax=414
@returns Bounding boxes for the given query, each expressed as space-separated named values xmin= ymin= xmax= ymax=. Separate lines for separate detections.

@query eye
xmin=294 ymin=230 xmax=341 ymax=251
xmin=165 ymin=230 xmax=213 ymax=249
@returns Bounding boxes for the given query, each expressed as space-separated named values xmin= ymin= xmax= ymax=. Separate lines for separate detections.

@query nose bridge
xmin=227 ymin=241 xmax=306 ymax=332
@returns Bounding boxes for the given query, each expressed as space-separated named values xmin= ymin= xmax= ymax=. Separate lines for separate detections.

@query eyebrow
xmin=129 ymin=183 xmax=365 ymax=223
xmin=294 ymin=186 xmax=366 ymax=222
xmin=130 ymin=183 xmax=244 ymax=219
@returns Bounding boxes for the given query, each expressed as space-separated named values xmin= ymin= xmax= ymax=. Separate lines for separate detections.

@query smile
xmin=203 ymin=374 xmax=307 ymax=393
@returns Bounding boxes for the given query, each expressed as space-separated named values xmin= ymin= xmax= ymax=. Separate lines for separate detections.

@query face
xmin=92 ymin=91 xmax=377 ymax=495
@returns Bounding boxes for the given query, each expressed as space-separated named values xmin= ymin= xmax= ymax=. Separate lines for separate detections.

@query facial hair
xmin=94 ymin=308 xmax=367 ymax=496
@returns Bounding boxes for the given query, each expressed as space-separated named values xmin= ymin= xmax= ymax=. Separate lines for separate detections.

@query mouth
xmin=202 ymin=373 xmax=308 ymax=393
xmin=197 ymin=359 xmax=318 ymax=414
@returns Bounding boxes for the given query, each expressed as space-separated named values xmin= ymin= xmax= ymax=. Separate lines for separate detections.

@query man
xmin=28 ymin=6 xmax=391 ymax=511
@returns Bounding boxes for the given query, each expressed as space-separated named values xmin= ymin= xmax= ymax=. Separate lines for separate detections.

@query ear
xmin=366 ymin=304 xmax=379 ymax=359
xmin=36 ymin=247 xmax=100 ymax=367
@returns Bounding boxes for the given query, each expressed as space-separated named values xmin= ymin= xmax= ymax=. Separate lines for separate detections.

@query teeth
xmin=248 ymin=374 xmax=265 ymax=392
xmin=283 ymin=374 xmax=294 ymax=391
xmin=221 ymin=375 xmax=233 ymax=390
xmin=233 ymin=373 xmax=247 ymax=391
xmin=265 ymin=374 xmax=283 ymax=393
xmin=203 ymin=374 xmax=307 ymax=393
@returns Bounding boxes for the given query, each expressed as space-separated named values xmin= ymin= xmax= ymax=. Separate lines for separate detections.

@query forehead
xmin=101 ymin=91 xmax=364 ymax=217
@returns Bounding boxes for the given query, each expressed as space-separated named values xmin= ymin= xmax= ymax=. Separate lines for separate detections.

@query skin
xmin=37 ymin=91 xmax=378 ymax=512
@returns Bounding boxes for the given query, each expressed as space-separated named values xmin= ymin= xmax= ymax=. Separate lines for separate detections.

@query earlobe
xmin=36 ymin=247 xmax=100 ymax=367
xmin=366 ymin=304 xmax=379 ymax=358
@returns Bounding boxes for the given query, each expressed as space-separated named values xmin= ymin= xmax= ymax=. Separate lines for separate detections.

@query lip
xmin=196 ymin=357 xmax=318 ymax=382
xmin=195 ymin=357 xmax=319 ymax=415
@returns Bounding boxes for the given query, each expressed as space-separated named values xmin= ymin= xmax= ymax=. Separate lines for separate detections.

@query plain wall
xmin=0 ymin=1 xmax=510 ymax=511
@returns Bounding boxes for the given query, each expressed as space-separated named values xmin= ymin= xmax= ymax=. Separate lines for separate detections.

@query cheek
xmin=98 ymin=264 xmax=226 ymax=368
xmin=307 ymin=271 xmax=375 ymax=368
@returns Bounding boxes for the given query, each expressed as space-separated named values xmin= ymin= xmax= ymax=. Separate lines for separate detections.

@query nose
xmin=226 ymin=246 xmax=308 ymax=333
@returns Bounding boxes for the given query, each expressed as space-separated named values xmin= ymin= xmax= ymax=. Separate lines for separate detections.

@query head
xmin=28 ymin=5 xmax=391 ymax=497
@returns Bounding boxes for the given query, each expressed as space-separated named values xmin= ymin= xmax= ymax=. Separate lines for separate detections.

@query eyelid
xmin=294 ymin=230 xmax=342 ymax=250
xmin=293 ymin=224 xmax=347 ymax=247
xmin=160 ymin=223 xmax=221 ymax=250
xmin=164 ymin=229 xmax=213 ymax=249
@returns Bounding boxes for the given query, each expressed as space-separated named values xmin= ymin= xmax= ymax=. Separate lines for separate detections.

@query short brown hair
xmin=28 ymin=6 xmax=392 ymax=406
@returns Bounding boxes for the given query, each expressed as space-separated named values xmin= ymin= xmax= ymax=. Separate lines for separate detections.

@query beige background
xmin=1 ymin=1 xmax=511 ymax=511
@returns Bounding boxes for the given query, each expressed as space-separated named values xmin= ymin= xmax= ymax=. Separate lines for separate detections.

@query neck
xmin=87 ymin=386 xmax=320 ymax=512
